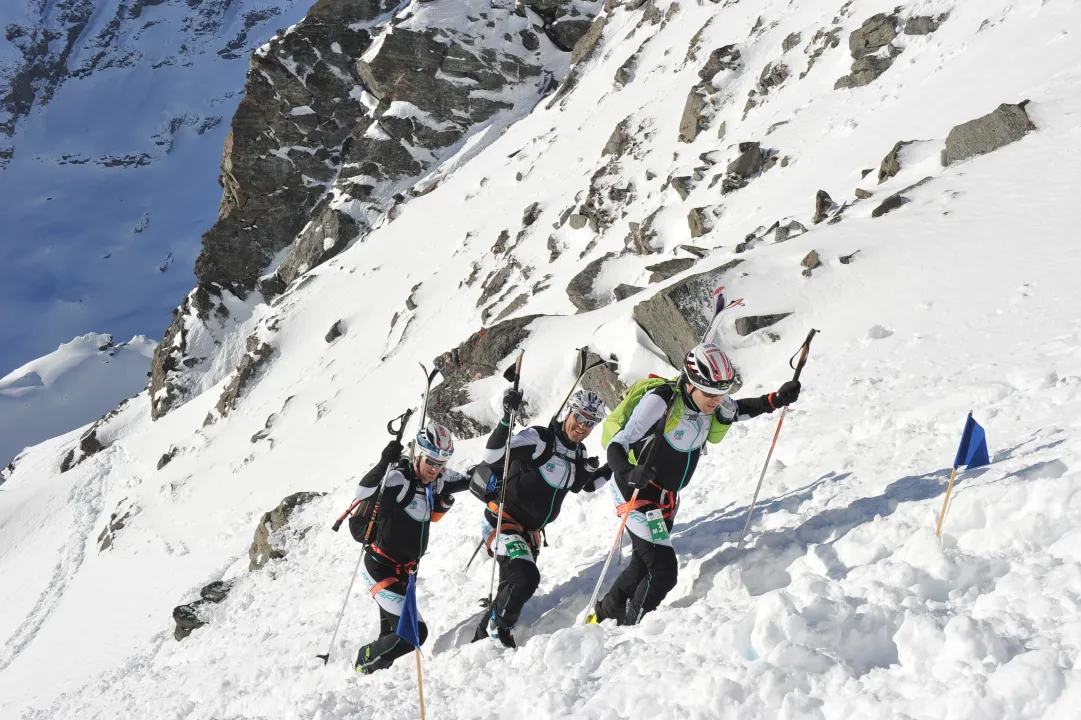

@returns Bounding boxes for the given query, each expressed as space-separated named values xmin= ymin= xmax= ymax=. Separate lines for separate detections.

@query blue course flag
xmin=953 ymin=413 xmax=990 ymax=469
xmin=396 ymin=573 xmax=422 ymax=647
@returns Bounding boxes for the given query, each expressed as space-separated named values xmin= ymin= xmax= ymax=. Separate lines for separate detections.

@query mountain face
xmin=0 ymin=0 xmax=313 ymax=377
xmin=146 ymin=0 xmax=599 ymax=419
xmin=2 ymin=0 xmax=1081 ymax=717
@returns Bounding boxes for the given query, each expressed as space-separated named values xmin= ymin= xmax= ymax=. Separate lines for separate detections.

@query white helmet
xmin=415 ymin=422 xmax=454 ymax=464
xmin=566 ymin=389 xmax=604 ymax=422
xmin=683 ymin=343 xmax=738 ymax=395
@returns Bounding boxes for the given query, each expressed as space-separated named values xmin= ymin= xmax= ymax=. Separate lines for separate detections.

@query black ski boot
xmin=471 ymin=609 xmax=516 ymax=648
xmin=355 ymin=645 xmax=394 ymax=675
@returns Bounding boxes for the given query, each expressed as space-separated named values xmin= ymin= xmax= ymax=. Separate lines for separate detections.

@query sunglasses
xmin=571 ymin=411 xmax=600 ymax=428
xmin=421 ymin=456 xmax=447 ymax=469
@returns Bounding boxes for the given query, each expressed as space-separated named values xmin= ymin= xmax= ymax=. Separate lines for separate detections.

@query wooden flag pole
xmin=935 ymin=466 xmax=960 ymax=537
xmin=414 ymin=648 xmax=426 ymax=720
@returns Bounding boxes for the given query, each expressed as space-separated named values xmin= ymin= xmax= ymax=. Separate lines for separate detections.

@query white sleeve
xmin=610 ymin=393 xmax=668 ymax=450
xmin=355 ymin=468 xmax=410 ymax=502
xmin=481 ymin=426 xmax=547 ymax=465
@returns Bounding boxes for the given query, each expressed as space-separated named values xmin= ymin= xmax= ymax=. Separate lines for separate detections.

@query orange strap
xmin=370 ymin=545 xmax=418 ymax=574
xmin=484 ymin=502 xmax=541 ymax=556
xmin=617 ymin=491 xmax=678 ymax=519
xmin=616 ymin=498 xmax=651 ymax=517
xmin=370 ymin=577 xmax=396 ymax=598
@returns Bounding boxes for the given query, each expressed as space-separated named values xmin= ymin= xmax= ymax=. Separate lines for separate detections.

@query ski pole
xmin=330 ymin=409 xmax=414 ymax=532
xmin=582 ymin=393 xmax=677 ymax=621
xmin=487 ymin=352 xmax=524 ymax=609
xmin=736 ymin=329 xmax=818 ymax=549
xmin=316 ymin=548 xmax=365 ymax=664
xmin=463 ymin=538 xmax=485 ymax=572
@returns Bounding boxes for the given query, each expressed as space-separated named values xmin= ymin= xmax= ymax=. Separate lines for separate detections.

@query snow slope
xmin=0 ymin=333 xmax=155 ymax=471
xmin=2 ymin=0 xmax=1081 ymax=718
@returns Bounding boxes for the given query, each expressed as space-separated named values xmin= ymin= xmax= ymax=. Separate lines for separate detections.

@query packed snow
xmin=2 ymin=0 xmax=1081 ymax=718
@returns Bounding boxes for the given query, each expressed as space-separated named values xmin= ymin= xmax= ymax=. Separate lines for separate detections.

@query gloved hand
xmin=502 ymin=389 xmax=523 ymax=415
xmin=583 ymin=456 xmax=601 ymax=474
xmin=627 ymin=464 xmax=655 ymax=490
xmin=381 ymin=440 xmax=404 ymax=463
xmin=714 ymin=395 xmax=738 ymax=424
xmin=768 ymin=380 xmax=801 ymax=409
xmin=594 ymin=463 xmax=613 ymax=480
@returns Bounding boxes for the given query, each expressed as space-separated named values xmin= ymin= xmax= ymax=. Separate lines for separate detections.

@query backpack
xmin=467 ymin=424 xmax=587 ymax=502
xmin=348 ymin=459 xmax=419 ymax=544
xmin=600 ymin=375 xmax=685 ymax=450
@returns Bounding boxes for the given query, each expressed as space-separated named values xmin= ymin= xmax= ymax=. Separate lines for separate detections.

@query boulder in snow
xmin=943 ymin=102 xmax=1035 ymax=166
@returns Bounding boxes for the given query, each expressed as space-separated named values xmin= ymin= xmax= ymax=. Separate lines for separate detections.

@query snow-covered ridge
xmin=1 ymin=0 xmax=1081 ymax=717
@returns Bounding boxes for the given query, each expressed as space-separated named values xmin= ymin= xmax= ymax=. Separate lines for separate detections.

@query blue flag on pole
xmin=953 ymin=413 xmax=990 ymax=469
xmin=396 ymin=572 xmax=422 ymax=647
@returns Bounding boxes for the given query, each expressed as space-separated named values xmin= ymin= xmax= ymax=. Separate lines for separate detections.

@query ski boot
xmin=355 ymin=645 xmax=393 ymax=675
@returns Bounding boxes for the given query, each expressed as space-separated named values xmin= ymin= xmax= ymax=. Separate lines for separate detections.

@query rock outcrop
xmin=632 ymin=260 xmax=743 ymax=369
xmin=428 ymin=316 xmax=542 ymax=439
xmin=943 ymin=102 xmax=1035 ymax=166
xmin=150 ymin=0 xmax=600 ymax=419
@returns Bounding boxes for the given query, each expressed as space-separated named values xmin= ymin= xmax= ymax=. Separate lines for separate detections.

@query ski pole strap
xmin=788 ymin=329 xmax=819 ymax=381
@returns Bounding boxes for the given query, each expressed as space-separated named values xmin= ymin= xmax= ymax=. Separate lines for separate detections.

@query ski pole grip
xmin=387 ymin=408 xmax=415 ymax=440
xmin=791 ymin=329 xmax=818 ymax=381
xmin=332 ymin=498 xmax=362 ymax=532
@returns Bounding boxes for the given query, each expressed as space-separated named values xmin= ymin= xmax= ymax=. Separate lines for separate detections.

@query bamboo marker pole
xmin=935 ymin=409 xmax=971 ymax=537
xmin=414 ymin=648 xmax=426 ymax=720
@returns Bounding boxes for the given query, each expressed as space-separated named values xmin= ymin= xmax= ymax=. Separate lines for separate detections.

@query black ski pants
xmin=359 ymin=553 xmax=428 ymax=669
xmin=597 ymin=527 xmax=678 ymax=625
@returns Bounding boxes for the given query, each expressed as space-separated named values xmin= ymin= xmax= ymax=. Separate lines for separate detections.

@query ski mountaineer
xmin=588 ymin=342 xmax=801 ymax=626
xmin=471 ymin=389 xmax=614 ymax=648
xmin=351 ymin=422 xmax=469 ymax=674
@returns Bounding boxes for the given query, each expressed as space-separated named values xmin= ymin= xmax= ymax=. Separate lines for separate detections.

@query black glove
xmin=594 ymin=463 xmax=613 ymax=480
xmin=627 ymin=464 xmax=655 ymax=490
xmin=768 ymin=380 xmax=801 ymax=409
xmin=380 ymin=440 xmax=404 ymax=463
xmin=502 ymin=389 xmax=523 ymax=415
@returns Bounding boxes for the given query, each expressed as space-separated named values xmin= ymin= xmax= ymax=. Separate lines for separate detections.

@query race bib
xmin=645 ymin=509 xmax=670 ymax=543
xmin=505 ymin=538 xmax=531 ymax=560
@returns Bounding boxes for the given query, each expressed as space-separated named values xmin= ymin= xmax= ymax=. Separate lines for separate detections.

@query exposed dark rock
xmin=157 ymin=446 xmax=179 ymax=471
xmin=60 ymin=424 xmax=107 ymax=474
xmin=632 ymin=260 xmax=743 ymax=368
xmin=904 ymin=14 xmax=947 ymax=35
xmin=249 ymin=491 xmax=325 ymax=572
xmin=782 ymin=32 xmax=802 ymax=52
xmin=429 ymin=316 xmax=542 ymax=438
xmin=839 ymin=250 xmax=861 ymax=264
xmin=625 ymin=209 xmax=661 ymax=255
xmin=699 ymin=45 xmax=741 ymax=83
xmin=213 ymin=336 xmax=275 ymax=420
xmin=520 ymin=30 xmax=540 ymax=51
xmin=614 ymin=284 xmax=644 ymax=301
xmin=97 ymin=501 xmax=135 ymax=552
xmin=172 ymin=578 xmax=239 ymax=641
xmin=200 ymin=580 xmax=235 ymax=604
xmin=579 ymin=348 xmax=627 ymax=412
xmin=727 ymin=142 xmax=763 ymax=178
xmin=670 ymin=176 xmax=693 ymax=201
xmin=835 ymin=55 xmax=897 ymax=89
xmin=646 ymin=258 xmax=698 ymax=283
xmin=813 ymin=190 xmax=837 ymax=224
xmin=679 ymin=244 xmax=709 ymax=258
xmin=567 ymin=252 xmax=618 ymax=312
xmin=570 ymin=13 xmax=607 ymax=64
xmin=878 ymin=140 xmax=914 ymax=184
xmin=835 ymin=13 xmax=899 ymax=89
xmin=602 ymin=117 xmax=632 ymax=157
xmin=522 ymin=202 xmax=541 ymax=227
xmin=735 ymin=313 xmax=792 ymax=336
xmin=943 ymin=102 xmax=1035 ymax=166
xmin=871 ymin=194 xmax=909 ymax=218
xmin=492 ymin=229 xmax=511 ymax=254
xmin=274 ymin=202 xmax=362 ymax=287
xmin=775 ymin=220 xmax=807 ymax=243
xmin=758 ymin=61 xmax=789 ymax=91
xmin=478 ymin=261 xmax=520 ymax=308
xmin=494 ymin=293 xmax=531 ymax=323
xmin=568 ymin=214 xmax=588 ymax=230
xmin=325 ymin=320 xmax=344 ymax=343
xmin=854 ymin=188 xmax=874 ymax=200
xmin=717 ymin=120 xmax=727 ymax=141
xmin=688 ymin=207 xmax=710 ymax=238
xmin=801 ymin=250 xmax=822 ymax=277
xmin=678 ymin=88 xmax=708 ymax=143
xmin=800 ymin=27 xmax=842 ymax=79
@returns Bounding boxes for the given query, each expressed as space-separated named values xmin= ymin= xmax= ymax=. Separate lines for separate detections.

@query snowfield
xmin=2 ymin=0 xmax=1081 ymax=718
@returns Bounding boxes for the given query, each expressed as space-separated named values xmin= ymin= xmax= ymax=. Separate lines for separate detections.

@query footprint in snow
xmin=866 ymin=325 xmax=894 ymax=340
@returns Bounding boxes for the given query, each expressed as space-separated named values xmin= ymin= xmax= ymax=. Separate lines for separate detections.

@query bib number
xmin=505 ymin=538 xmax=531 ymax=560
xmin=645 ymin=509 xmax=670 ymax=542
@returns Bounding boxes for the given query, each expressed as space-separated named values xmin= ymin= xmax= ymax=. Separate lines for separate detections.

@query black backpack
xmin=467 ymin=425 xmax=590 ymax=502
xmin=348 ymin=459 xmax=419 ymax=544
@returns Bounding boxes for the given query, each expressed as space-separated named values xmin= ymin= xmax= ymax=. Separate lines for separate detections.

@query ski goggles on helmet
xmin=421 ymin=455 xmax=447 ymax=469
xmin=570 ymin=411 xmax=601 ymax=428
xmin=688 ymin=377 xmax=736 ymax=396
